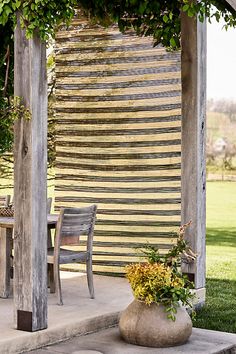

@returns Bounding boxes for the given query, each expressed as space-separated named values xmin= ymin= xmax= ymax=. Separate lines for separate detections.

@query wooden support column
xmin=14 ymin=16 xmax=48 ymax=331
xmin=226 ymin=0 xmax=236 ymax=11
xmin=181 ymin=12 xmax=206 ymax=298
xmin=0 ymin=228 xmax=11 ymax=298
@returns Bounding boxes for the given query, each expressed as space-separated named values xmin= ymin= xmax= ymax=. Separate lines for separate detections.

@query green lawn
xmin=193 ymin=181 xmax=236 ymax=333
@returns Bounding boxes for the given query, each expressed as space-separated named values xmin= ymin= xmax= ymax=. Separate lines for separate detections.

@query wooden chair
xmin=0 ymin=195 xmax=11 ymax=206
xmin=47 ymin=197 xmax=53 ymax=248
xmin=47 ymin=205 xmax=97 ymax=305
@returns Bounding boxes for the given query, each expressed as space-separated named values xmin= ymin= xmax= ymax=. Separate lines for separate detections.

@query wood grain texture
xmin=55 ymin=20 xmax=182 ymax=274
xmin=14 ymin=16 xmax=48 ymax=331
xmin=0 ymin=228 xmax=11 ymax=298
xmin=181 ymin=12 xmax=206 ymax=289
xmin=226 ymin=0 xmax=236 ymax=10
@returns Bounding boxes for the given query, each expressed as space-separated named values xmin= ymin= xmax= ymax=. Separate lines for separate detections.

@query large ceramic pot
xmin=119 ymin=300 xmax=192 ymax=348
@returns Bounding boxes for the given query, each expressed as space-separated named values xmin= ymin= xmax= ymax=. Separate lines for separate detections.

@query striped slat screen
xmin=55 ymin=19 xmax=181 ymax=275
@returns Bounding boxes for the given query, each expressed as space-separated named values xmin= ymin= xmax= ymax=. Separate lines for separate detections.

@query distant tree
xmin=208 ymin=98 xmax=236 ymax=122
xmin=227 ymin=101 xmax=236 ymax=122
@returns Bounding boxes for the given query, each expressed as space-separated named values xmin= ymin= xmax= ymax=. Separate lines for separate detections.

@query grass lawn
xmin=193 ymin=181 xmax=236 ymax=333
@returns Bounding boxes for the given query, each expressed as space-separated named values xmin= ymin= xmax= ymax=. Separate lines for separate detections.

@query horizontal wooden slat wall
xmin=55 ymin=19 xmax=181 ymax=275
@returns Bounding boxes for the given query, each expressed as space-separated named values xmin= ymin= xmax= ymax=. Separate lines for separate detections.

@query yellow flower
xmin=126 ymin=262 xmax=177 ymax=304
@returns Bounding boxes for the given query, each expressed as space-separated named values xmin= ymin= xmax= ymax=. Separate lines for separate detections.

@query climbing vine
xmin=78 ymin=0 xmax=236 ymax=49
xmin=0 ymin=19 xmax=14 ymax=155
xmin=0 ymin=0 xmax=77 ymax=41
xmin=0 ymin=1 xmax=235 ymax=46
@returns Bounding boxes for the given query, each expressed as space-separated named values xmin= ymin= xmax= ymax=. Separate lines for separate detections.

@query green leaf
xmin=187 ymin=8 xmax=195 ymax=17
xmin=170 ymin=37 xmax=176 ymax=47
xmin=163 ymin=14 xmax=168 ymax=23
xmin=15 ymin=0 xmax=21 ymax=9
xmin=3 ymin=5 xmax=12 ymax=17
xmin=182 ymin=4 xmax=189 ymax=12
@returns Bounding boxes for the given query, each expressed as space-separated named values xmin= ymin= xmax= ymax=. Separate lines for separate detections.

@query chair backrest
xmin=47 ymin=197 xmax=52 ymax=214
xmin=55 ymin=205 xmax=97 ymax=248
xmin=0 ymin=195 xmax=11 ymax=207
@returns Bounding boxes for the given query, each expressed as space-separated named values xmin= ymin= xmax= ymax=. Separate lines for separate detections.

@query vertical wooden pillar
xmin=0 ymin=228 xmax=11 ymax=298
xmin=226 ymin=0 xmax=236 ymax=11
xmin=181 ymin=12 xmax=206 ymax=299
xmin=14 ymin=16 xmax=48 ymax=331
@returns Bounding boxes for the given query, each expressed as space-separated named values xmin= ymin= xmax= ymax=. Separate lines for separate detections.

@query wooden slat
xmin=55 ymin=110 xmax=181 ymax=120
xmin=56 ymin=145 xmax=181 ymax=155
xmin=61 ymin=226 xmax=90 ymax=236
xmin=54 ymin=168 xmax=181 ymax=178
xmin=57 ymin=73 xmax=181 ymax=86
xmin=56 ymin=121 xmax=181 ymax=131
xmin=55 ymin=96 xmax=180 ymax=109
xmin=63 ymin=215 xmax=93 ymax=224
xmin=55 ymin=84 xmax=181 ymax=97
xmin=56 ymin=179 xmax=181 ymax=187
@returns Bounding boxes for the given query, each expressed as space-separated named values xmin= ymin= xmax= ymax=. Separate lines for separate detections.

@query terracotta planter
xmin=119 ymin=300 xmax=192 ymax=348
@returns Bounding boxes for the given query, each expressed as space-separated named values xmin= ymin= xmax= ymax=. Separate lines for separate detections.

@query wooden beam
xmin=226 ymin=0 xmax=236 ymax=10
xmin=14 ymin=16 xmax=48 ymax=331
xmin=181 ymin=12 xmax=206 ymax=291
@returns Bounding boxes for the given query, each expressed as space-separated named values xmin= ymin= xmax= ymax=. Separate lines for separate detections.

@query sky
xmin=207 ymin=19 xmax=236 ymax=100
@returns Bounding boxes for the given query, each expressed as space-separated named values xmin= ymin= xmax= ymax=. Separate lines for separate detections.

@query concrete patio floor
xmin=0 ymin=272 xmax=235 ymax=354
xmin=29 ymin=326 xmax=236 ymax=354
xmin=0 ymin=272 xmax=133 ymax=354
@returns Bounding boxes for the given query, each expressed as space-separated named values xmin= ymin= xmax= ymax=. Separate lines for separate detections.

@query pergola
xmin=11 ymin=0 xmax=236 ymax=332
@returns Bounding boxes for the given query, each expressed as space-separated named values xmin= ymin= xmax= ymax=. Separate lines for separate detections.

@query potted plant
xmin=119 ymin=222 xmax=197 ymax=348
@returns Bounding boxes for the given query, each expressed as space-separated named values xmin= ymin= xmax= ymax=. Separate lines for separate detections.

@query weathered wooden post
xmin=226 ymin=0 xmax=236 ymax=10
xmin=181 ymin=12 xmax=207 ymax=305
xmin=14 ymin=15 xmax=48 ymax=331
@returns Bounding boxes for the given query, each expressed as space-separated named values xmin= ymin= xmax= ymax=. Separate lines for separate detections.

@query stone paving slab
xmin=29 ymin=326 xmax=236 ymax=354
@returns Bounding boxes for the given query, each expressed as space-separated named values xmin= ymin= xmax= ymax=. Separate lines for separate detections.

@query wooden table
xmin=0 ymin=214 xmax=58 ymax=298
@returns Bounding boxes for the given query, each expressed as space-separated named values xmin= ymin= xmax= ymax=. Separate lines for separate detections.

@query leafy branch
xmin=0 ymin=1 xmax=235 ymax=47
xmin=142 ymin=221 xmax=197 ymax=273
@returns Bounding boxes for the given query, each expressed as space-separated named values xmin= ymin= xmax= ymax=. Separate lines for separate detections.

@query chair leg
xmin=47 ymin=229 xmax=52 ymax=248
xmin=86 ymin=256 xmax=94 ymax=299
xmin=54 ymin=261 xmax=63 ymax=305
xmin=10 ymin=238 xmax=14 ymax=279
xmin=48 ymin=264 xmax=55 ymax=293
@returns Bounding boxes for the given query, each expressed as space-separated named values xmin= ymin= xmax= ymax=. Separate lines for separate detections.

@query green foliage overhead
xmin=0 ymin=20 xmax=14 ymax=155
xmin=0 ymin=0 xmax=77 ymax=41
xmin=0 ymin=1 xmax=235 ymax=47
xmin=79 ymin=0 xmax=236 ymax=49
xmin=0 ymin=0 xmax=235 ymax=157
